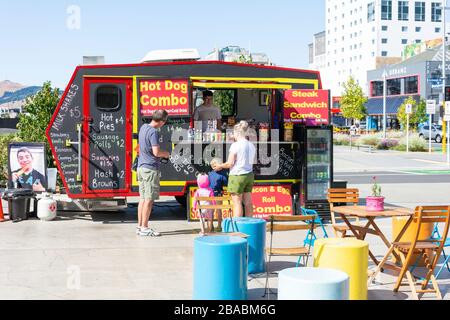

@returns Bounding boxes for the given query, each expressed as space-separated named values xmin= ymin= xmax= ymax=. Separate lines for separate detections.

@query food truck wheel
xmin=175 ymin=195 xmax=187 ymax=208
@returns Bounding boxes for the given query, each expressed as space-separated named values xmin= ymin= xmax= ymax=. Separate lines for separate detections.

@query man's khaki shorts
xmin=137 ymin=167 xmax=160 ymax=201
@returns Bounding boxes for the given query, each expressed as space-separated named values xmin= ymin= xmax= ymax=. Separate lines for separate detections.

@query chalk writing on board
xmin=52 ymin=84 xmax=79 ymax=132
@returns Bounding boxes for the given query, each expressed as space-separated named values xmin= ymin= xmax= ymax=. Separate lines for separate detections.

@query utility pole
xmin=443 ymin=0 xmax=448 ymax=155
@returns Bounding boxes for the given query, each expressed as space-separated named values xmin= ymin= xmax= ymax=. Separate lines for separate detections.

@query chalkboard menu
xmin=87 ymin=83 xmax=127 ymax=191
xmin=49 ymin=83 xmax=83 ymax=194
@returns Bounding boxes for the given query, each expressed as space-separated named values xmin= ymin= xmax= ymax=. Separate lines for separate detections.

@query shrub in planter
xmin=356 ymin=134 xmax=379 ymax=146
xmin=333 ymin=134 xmax=351 ymax=146
xmin=377 ymin=139 xmax=399 ymax=150
xmin=396 ymin=133 xmax=427 ymax=152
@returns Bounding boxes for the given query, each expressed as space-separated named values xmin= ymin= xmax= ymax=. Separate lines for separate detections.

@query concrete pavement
xmin=0 ymin=146 xmax=449 ymax=300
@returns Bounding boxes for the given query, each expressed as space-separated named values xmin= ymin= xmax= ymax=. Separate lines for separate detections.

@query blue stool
xmin=193 ymin=235 xmax=248 ymax=300
xmin=278 ymin=267 xmax=349 ymax=300
xmin=223 ymin=217 xmax=266 ymax=274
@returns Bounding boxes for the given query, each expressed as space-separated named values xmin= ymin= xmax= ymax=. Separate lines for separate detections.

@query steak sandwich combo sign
xmin=283 ymin=89 xmax=330 ymax=126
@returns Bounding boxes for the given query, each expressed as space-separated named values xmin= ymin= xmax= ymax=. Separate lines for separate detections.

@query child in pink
xmin=193 ymin=173 xmax=216 ymax=235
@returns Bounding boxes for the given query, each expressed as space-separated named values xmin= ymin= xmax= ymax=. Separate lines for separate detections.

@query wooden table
xmin=332 ymin=205 xmax=414 ymax=270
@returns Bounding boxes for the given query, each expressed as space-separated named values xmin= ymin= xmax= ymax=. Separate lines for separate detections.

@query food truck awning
xmin=190 ymin=76 xmax=319 ymax=90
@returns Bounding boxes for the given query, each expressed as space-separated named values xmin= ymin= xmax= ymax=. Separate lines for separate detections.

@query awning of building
xmin=365 ymin=95 xmax=420 ymax=115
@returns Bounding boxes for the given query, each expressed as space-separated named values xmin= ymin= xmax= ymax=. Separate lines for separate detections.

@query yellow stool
xmin=313 ymin=238 xmax=368 ymax=300
xmin=392 ymin=216 xmax=434 ymax=266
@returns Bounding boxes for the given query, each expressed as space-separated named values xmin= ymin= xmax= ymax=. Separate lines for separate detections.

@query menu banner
xmin=139 ymin=79 xmax=189 ymax=116
xmin=188 ymin=185 xmax=293 ymax=221
xmin=284 ymin=89 xmax=330 ymax=125
xmin=251 ymin=185 xmax=293 ymax=219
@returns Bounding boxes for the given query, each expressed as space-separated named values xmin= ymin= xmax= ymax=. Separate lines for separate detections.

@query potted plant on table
xmin=366 ymin=176 xmax=384 ymax=211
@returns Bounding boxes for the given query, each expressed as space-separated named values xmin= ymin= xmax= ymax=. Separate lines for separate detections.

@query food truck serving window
xmin=96 ymin=85 xmax=121 ymax=111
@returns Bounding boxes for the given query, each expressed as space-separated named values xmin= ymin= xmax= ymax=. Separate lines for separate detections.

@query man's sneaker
xmin=139 ymin=228 xmax=161 ymax=237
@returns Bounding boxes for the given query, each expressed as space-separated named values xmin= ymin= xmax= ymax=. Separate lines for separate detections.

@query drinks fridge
xmin=298 ymin=126 xmax=333 ymax=218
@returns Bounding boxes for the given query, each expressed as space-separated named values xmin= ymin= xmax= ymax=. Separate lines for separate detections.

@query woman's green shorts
xmin=227 ymin=173 xmax=255 ymax=194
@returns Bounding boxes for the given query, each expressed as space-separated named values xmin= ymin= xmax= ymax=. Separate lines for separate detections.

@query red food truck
xmin=46 ymin=60 xmax=333 ymax=220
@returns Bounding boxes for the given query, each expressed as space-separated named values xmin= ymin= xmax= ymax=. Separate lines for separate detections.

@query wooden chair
xmin=390 ymin=206 xmax=450 ymax=300
xmin=195 ymin=195 xmax=247 ymax=238
xmin=263 ymin=215 xmax=317 ymax=298
xmin=327 ymin=188 xmax=360 ymax=238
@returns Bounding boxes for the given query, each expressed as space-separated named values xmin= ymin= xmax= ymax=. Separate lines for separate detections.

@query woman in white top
xmin=213 ymin=121 xmax=256 ymax=217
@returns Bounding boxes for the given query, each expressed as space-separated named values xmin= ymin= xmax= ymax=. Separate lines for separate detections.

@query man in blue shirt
xmin=137 ymin=110 xmax=170 ymax=237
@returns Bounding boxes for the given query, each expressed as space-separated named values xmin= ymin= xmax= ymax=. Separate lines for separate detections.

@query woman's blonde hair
xmin=233 ymin=120 xmax=250 ymax=138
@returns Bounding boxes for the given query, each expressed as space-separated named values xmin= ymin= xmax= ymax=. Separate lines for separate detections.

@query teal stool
xmin=193 ymin=235 xmax=248 ymax=300
xmin=278 ymin=267 xmax=349 ymax=300
xmin=223 ymin=217 xmax=266 ymax=274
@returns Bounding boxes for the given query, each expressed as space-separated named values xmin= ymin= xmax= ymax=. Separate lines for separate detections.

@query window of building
xmin=387 ymin=78 xmax=401 ymax=95
xmin=416 ymin=26 xmax=421 ymax=32
xmin=382 ymin=51 xmax=388 ymax=56
xmin=402 ymin=39 xmax=408 ymax=44
xmin=382 ymin=38 xmax=388 ymax=44
xmin=367 ymin=2 xmax=375 ymax=22
xmin=432 ymin=2 xmax=442 ymax=22
xmin=402 ymin=26 xmax=408 ymax=32
xmin=415 ymin=2 xmax=425 ymax=21
xmin=381 ymin=0 xmax=392 ymax=20
xmin=382 ymin=25 xmax=388 ymax=31
xmin=404 ymin=76 xmax=418 ymax=94
xmin=372 ymin=52 xmax=375 ymax=57
xmin=436 ymin=27 xmax=441 ymax=32
xmin=415 ymin=39 xmax=421 ymax=43
xmin=371 ymin=81 xmax=384 ymax=96
xmin=398 ymin=1 xmax=409 ymax=21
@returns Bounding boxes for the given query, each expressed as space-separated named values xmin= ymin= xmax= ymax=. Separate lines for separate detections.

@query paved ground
xmin=1 ymin=146 xmax=450 ymax=300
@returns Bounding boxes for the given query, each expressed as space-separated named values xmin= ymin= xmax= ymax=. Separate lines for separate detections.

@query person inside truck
xmin=193 ymin=90 xmax=222 ymax=132
xmin=11 ymin=147 xmax=47 ymax=192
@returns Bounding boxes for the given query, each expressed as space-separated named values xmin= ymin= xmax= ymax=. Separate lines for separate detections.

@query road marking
xmin=388 ymin=169 xmax=425 ymax=176
xmin=413 ymin=159 xmax=448 ymax=165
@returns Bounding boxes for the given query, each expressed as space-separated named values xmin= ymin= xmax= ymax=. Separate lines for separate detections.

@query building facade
xmin=316 ymin=0 xmax=443 ymax=96
xmin=366 ymin=44 xmax=449 ymax=130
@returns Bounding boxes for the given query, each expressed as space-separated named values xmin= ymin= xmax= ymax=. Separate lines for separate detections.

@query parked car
xmin=419 ymin=124 xmax=447 ymax=143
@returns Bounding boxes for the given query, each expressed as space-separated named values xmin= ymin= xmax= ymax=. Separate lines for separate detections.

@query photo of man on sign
xmin=8 ymin=143 xmax=47 ymax=192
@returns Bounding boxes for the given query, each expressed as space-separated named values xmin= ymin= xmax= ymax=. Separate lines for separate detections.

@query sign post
xmin=405 ymin=104 xmax=412 ymax=153
xmin=426 ymin=100 xmax=437 ymax=154
xmin=445 ymin=102 xmax=450 ymax=164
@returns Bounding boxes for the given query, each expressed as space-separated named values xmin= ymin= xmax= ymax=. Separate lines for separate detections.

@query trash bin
xmin=2 ymin=189 xmax=36 ymax=222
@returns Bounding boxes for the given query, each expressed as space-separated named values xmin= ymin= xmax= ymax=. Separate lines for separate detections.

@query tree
xmin=213 ymin=90 xmax=235 ymax=116
xmin=397 ymin=97 xmax=427 ymax=131
xmin=340 ymin=76 xmax=367 ymax=123
xmin=17 ymin=81 xmax=60 ymax=166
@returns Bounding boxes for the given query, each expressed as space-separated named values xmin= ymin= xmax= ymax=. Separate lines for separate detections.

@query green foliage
xmin=371 ymin=176 xmax=382 ymax=197
xmin=0 ymin=134 xmax=23 ymax=186
xmin=397 ymin=97 xmax=428 ymax=131
xmin=214 ymin=90 xmax=235 ymax=116
xmin=340 ymin=76 xmax=368 ymax=122
xmin=395 ymin=133 xmax=427 ymax=152
xmin=17 ymin=81 xmax=59 ymax=167
xmin=356 ymin=134 xmax=379 ymax=146
xmin=333 ymin=133 xmax=351 ymax=145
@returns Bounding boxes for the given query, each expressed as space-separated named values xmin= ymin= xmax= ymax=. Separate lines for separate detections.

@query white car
xmin=419 ymin=124 xmax=447 ymax=143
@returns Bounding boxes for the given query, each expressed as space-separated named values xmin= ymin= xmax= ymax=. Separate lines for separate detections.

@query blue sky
xmin=0 ymin=0 xmax=324 ymax=89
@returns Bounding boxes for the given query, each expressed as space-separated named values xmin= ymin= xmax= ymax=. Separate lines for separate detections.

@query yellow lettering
xmin=140 ymin=95 xmax=149 ymax=106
